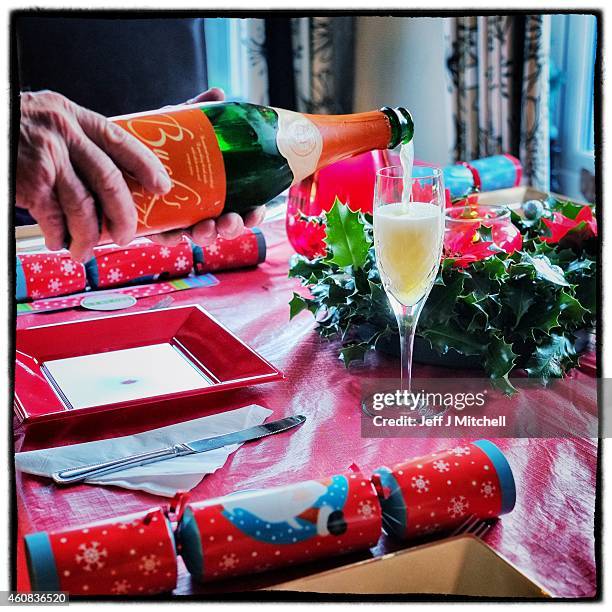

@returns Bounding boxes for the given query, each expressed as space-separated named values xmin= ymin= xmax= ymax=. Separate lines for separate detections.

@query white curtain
xmin=234 ymin=18 xmax=269 ymax=105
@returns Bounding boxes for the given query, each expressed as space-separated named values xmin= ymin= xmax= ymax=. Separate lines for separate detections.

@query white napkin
xmin=15 ymin=405 xmax=272 ymax=497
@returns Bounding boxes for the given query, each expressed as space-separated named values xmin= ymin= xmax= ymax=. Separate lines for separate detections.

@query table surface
xmin=14 ymin=219 xmax=598 ymax=598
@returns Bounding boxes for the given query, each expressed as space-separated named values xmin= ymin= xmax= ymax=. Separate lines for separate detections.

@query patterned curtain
xmin=291 ymin=16 xmax=355 ymax=114
xmin=519 ymin=16 xmax=551 ymax=191
xmin=445 ymin=15 xmax=551 ymax=191
xmin=233 ymin=17 xmax=355 ymax=114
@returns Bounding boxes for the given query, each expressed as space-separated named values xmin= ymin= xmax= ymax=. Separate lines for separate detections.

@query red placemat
xmin=14 ymin=219 xmax=598 ymax=598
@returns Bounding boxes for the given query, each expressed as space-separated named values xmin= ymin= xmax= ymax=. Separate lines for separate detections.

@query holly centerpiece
xmin=289 ymin=196 xmax=597 ymax=394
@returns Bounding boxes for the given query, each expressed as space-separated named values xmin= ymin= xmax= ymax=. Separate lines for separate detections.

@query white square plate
xmin=43 ymin=343 xmax=213 ymax=409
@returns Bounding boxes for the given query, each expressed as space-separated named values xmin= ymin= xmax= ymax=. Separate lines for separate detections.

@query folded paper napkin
xmin=15 ymin=405 xmax=272 ymax=497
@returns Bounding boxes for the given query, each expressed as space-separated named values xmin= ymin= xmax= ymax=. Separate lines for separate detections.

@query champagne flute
xmin=373 ymin=166 xmax=445 ymax=405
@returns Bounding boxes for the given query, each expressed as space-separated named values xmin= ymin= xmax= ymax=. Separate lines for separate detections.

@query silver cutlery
xmin=52 ymin=414 xmax=306 ymax=485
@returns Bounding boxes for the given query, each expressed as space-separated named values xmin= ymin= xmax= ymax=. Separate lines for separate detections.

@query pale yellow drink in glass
xmin=373 ymin=201 xmax=443 ymax=306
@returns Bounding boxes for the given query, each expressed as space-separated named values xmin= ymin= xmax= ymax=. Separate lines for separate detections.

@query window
xmin=205 ymin=18 xmax=267 ymax=104
xmin=550 ymin=14 xmax=597 ymax=202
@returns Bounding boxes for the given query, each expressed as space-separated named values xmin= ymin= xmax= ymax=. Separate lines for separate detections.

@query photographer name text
xmin=371 ymin=414 xmax=506 ymax=428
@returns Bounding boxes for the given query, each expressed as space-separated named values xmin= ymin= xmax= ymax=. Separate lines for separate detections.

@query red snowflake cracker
xmin=25 ymin=508 xmax=177 ymax=596
xmin=193 ymin=228 xmax=265 ymax=274
xmin=88 ymin=240 xmax=194 ymax=289
xmin=17 ymin=229 xmax=266 ymax=303
xmin=177 ymin=473 xmax=382 ymax=583
xmin=17 ymin=252 xmax=86 ymax=301
xmin=373 ymin=441 xmax=515 ymax=540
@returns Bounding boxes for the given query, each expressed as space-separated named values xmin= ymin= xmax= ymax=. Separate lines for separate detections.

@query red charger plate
xmin=14 ymin=304 xmax=283 ymax=424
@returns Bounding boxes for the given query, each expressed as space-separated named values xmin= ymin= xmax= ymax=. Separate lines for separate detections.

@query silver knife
xmin=52 ymin=414 xmax=306 ymax=485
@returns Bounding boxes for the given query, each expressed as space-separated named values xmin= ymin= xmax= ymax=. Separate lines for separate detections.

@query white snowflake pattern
xmin=160 ymin=247 xmax=171 ymax=258
xmin=357 ymin=499 xmax=376 ymax=519
xmin=31 ymin=290 xmax=41 ymax=299
xmin=61 ymin=260 xmax=77 ymax=275
xmin=481 ymin=481 xmax=496 ymax=498
xmin=219 ymin=553 xmax=239 ymax=570
xmin=450 ymin=446 xmax=471 ymax=457
xmin=411 ymin=474 xmax=430 ymax=494
xmin=108 ymin=268 xmax=123 ymax=284
xmin=240 ymin=241 xmax=254 ymax=254
xmin=139 ymin=554 xmax=161 ymax=576
xmin=30 ymin=262 xmax=43 ymax=274
xmin=75 ymin=541 xmax=108 ymax=571
xmin=174 ymin=255 xmax=190 ymax=271
xmin=447 ymin=496 xmax=469 ymax=518
xmin=111 ymin=579 xmax=131 ymax=594
xmin=118 ymin=519 xmax=141 ymax=530
xmin=206 ymin=243 xmax=220 ymax=256
xmin=48 ymin=278 xmax=62 ymax=293
xmin=432 ymin=459 xmax=450 ymax=472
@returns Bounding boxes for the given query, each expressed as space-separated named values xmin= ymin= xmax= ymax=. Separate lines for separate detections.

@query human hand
xmin=16 ymin=90 xmax=172 ymax=262
xmin=148 ymin=88 xmax=266 ymax=247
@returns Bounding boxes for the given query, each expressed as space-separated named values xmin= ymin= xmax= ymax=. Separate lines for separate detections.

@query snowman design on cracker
xmin=221 ymin=475 xmax=349 ymax=544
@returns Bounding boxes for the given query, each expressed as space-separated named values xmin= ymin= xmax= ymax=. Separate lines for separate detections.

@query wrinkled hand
xmin=16 ymin=90 xmax=172 ymax=262
xmin=148 ymin=88 xmax=266 ymax=247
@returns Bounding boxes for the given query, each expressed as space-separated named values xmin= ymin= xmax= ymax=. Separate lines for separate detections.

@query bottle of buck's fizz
xmin=109 ymin=102 xmax=414 ymax=239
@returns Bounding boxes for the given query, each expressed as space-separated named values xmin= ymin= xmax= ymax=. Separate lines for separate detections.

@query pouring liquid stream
xmin=400 ymin=138 xmax=415 ymax=207
xmin=374 ymin=136 xmax=443 ymax=306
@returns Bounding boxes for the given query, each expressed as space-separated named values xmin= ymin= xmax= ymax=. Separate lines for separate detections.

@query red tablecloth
xmin=14 ymin=219 xmax=598 ymax=598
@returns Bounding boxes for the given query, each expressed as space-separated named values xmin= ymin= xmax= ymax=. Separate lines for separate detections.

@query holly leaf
xmin=573 ymin=271 xmax=597 ymax=313
xmin=500 ymin=279 xmax=536 ymax=326
xmin=511 ymin=251 xmax=569 ymax=287
xmin=288 ymin=255 xmax=326 ymax=281
xmin=420 ymin=321 xmax=487 ymax=356
xmin=549 ymin=248 xmax=580 ymax=269
xmin=553 ymin=200 xmax=585 ymax=220
xmin=480 ymin=256 xmax=508 ymax=280
xmin=420 ymin=271 xmax=467 ymax=327
xmin=466 ymin=268 xmax=496 ymax=301
xmin=368 ymin=279 xmax=388 ymax=305
xmin=463 ymin=292 xmax=490 ymax=332
xmin=324 ymin=198 xmax=371 ymax=269
xmin=289 ymin=293 xmax=309 ymax=319
xmin=525 ymin=253 xmax=570 ymax=286
xmin=326 ymin=281 xmax=352 ymax=307
xmin=339 ymin=341 xmax=369 ymax=367
xmin=525 ymin=334 xmax=577 ymax=381
xmin=558 ymin=290 xmax=588 ymax=326
xmin=478 ymin=225 xmax=493 ymax=242
xmin=485 ymin=335 xmax=518 ymax=394
xmin=561 ymin=256 xmax=595 ymax=275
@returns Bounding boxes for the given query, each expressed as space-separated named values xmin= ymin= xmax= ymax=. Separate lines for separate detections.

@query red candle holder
xmin=286 ymin=150 xmax=395 ymax=259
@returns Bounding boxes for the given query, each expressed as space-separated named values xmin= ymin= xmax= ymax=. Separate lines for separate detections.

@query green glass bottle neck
xmin=381 ymin=107 xmax=414 ymax=148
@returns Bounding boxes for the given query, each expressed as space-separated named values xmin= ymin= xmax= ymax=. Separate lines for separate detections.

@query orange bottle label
xmin=112 ymin=107 xmax=226 ymax=238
